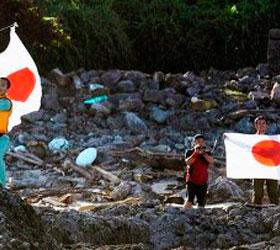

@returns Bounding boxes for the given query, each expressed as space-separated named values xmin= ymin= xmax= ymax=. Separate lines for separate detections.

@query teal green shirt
xmin=0 ymin=98 xmax=12 ymax=111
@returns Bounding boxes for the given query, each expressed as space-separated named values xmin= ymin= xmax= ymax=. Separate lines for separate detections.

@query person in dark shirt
xmin=182 ymin=134 xmax=214 ymax=209
xmin=252 ymin=116 xmax=278 ymax=205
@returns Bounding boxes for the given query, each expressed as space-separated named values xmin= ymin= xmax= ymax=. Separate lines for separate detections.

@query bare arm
xmin=185 ymin=151 xmax=199 ymax=165
xmin=202 ymin=152 xmax=214 ymax=164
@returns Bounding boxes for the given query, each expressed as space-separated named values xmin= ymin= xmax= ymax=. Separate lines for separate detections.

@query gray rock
xmin=72 ymin=74 xmax=83 ymax=89
xmin=257 ymin=63 xmax=270 ymax=78
xmin=234 ymin=117 xmax=254 ymax=133
xmin=21 ymin=110 xmax=46 ymax=123
xmin=243 ymin=100 xmax=257 ymax=109
xmin=42 ymin=93 xmax=60 ymax=111
xmin=117 ymin=80 xmax=136 ymax=93
xmin=0 ymin=190 xmax=60 ymax=249
xmin=124 ymin=112 xmax=148 ymax=134
xmin=140 ymin=79 xmax=160 ymax=90
xmin=153 ymin=71 xmax=165 ymax=83
xmin=50 ymin=112 xmax=67 ymax=124
xmin=271 ymin=82 xmax=280 ymax=104
xmin=111 ymin=182 xmax=132 ymax=201
xmin=119 ymin=96 xmax=144 ymax=112
xmin=208 ymin=176 xmax=245 ymax=203
xmin=90 ymin=103 xmax=111 ymax=116
xmin=143 ymin=90 xmax=165 ymax=105
xmin=150 ymin=107 xmax=170 ymax=124
xmin=124 ymin=71 xmax=147 ymax=85
xmin=100 ymin=70 xmax=122 ymax=89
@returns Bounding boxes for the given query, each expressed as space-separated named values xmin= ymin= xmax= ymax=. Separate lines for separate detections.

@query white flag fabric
xmin=0 ymin=26 xmax=41 ymax=131
xmin=224 ymin=133 xmax=280 ymax=180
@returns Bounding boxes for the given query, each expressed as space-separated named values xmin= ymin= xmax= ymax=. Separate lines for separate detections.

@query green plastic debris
xmin=83 ymin=95 xmax=108 ymax=105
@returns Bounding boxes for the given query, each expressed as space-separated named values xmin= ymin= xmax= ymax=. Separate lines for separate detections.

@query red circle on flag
xmin=7 ymin=67 xmax=35 ymax=102
xmin=252 ymin=140 xmax=280 ymax=167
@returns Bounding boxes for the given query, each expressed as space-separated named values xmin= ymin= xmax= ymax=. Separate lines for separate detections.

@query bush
xmin=2 ymin=0 xmax=280 ymax=73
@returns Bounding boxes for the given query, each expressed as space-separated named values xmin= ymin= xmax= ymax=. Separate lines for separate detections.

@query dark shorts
xmin=187 ymin=182 xmax=208 ymax=207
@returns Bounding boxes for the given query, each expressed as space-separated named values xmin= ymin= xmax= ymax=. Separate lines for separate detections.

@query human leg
xmin=183 ymin=182 xmax=196 ymax=209
xmin=253 ymin=179 xmax=265 ymax=204
xmin=0 ymin=135 xmax=9 ymax=187
xmin=196 ymin=183 xmax=208 ymax=207
xmin=266 ymin=179 xmax=279 ymax=205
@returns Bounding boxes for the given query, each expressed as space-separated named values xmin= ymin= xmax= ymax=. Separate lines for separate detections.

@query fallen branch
xmin=109 ymin=147 xmax=184 ymax=170
xmin=7 ymin=152 xmax=44 ymax=166
xmin=92 ymin=165 xmax=121 ymax=185
xmin=64 ymin=160 xmax=93 ymax=180
xmin=79 ymin=197 xmax=141 ymax=212
xmin=23 ymin=187 xmax=107 ymax=203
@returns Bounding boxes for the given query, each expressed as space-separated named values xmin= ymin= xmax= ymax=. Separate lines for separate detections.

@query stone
xmin=88 ymin=83 xmax=110 ymax=97
xmin=208 ymin=176 xmax=245 ymax=203
xmin=149 ymin=144 xmax=171 ymax=153
xmin=234 ymin=117 xmax=254 ymax=133
xmin=100 ymin=70 xmax=122 ymax=90
xmin=0 ymin=189 xmax=60 ymax=249
xmin=111 ymin=181 xmax=131 ymax=201
xmin=75 ymin=148 xmax=97 ymax=167
xmin=243 ymin=100 xmax=257 ymax=109
xmin=271 ymin=82 xmax=280 ymax=104
xmin=50 ymin=112 xmax=67 ymax=124
xmin=124 ymin=71 xmax=147 ymax=85
xmin=153 ymin=71 xmax=165 ymax=83
xmin=150 ymin=107 xmax=170 ymax=124
xmin=140 ymin=79 xmax=160 ymax=90
xmin=90 ymin=103 xmax=111 ymax=116
xmin=48 ymin=68 xmax=71 ymax=86
xmin=21 ymin=110 xmax=46 ymax=123
xmin=42 ymin=93 xmax=60 ymax=111
xmin=190 ymin=97 xmax=217 ymax=112
xmin=48 ymin=137 xmax=69 ymax=152
xmin=165 ymin=93 xmax=185 ymax=107
xmin=124 ymin=112 xmax=148 ymax=134
xmin=117 ymin=80 xmax=136 ymax=93
xmin=248 ymin=90 xmax=270 ymax=101
xmin=119 ymin=97 xmax=144 ymax=112
xmin=72 ymin=74 xmax=83 ymax=89
xmin=143 ymin=90 xmax=165 ymax=105
xmin=186 ymin=85 xmax=201 ymax=96
xmin=256 ymin=63 xmax=270 ymax=78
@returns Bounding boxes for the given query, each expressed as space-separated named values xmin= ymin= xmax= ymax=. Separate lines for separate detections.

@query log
xmin=92 ymin=165 xmax=121 ymax=185
xmin=7 ymin=152 xmax=44 ymax=166
xmin=79 ymin=197 xmax=141 ymax=212
xmin=109 ymin=147 xmax=184 ymax=170
xmin=64 ymin=160 xmax=93 ymax=180
xmin=23 ymin=187 xmax=107 ymax=203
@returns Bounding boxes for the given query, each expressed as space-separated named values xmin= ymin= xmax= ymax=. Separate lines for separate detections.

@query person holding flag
xmin=0 ymin=78 xmax=12 ymax=187
xmin=224 ymin=116 xmax=279 ymax=206
xmin=252 ymin=116 xmax=278 ymax=205
xmin=0 ymin=23 xmax=42 ymax=188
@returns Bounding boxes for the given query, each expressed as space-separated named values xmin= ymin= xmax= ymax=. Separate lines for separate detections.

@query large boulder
xmin=207 ymin=176 xmax=245 ymax=203
xmin=0 ymin=189 xmax=60 ymax=249
xmin=124 ymin=112 xmax=148 ymax=134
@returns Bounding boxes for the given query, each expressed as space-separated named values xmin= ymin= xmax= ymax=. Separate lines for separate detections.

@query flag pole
xmin=0 ymin=22 xmax=18 ymax=33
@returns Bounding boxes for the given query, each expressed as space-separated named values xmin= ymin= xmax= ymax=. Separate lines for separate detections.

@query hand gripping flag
xmin=0 ymin=25 xmax=42 ymax=131
xmin=224 ymin=133 xmax=280 ymax=180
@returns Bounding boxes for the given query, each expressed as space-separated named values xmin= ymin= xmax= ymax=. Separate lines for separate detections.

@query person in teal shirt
xmin=0 ymin=77 xmax=12 ymax=187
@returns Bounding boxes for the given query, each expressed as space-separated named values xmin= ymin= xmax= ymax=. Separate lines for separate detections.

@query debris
xmin=75 ymin=147 xmax=97 ymax=167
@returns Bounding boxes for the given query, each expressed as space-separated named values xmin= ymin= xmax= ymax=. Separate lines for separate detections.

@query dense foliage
xmin=0 ymin=0 xmax=279 ymax=73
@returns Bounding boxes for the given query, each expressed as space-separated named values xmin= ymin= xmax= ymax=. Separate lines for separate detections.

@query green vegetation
xmin=0 ymin=0 xmax=279 ymax=74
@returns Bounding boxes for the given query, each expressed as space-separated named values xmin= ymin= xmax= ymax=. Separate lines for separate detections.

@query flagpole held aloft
xmin=0 ymin=22 xmax=18 ymax=33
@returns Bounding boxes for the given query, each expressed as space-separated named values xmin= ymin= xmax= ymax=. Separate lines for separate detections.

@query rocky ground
xmin=2 ymin=64 xmax=280 ymax=249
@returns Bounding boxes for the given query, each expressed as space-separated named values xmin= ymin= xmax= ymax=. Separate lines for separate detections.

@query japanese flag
xmin=224 ymin=133 xmax=280 ymax=180
xmin=0 ymin=26 xmax=42 ymax=131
